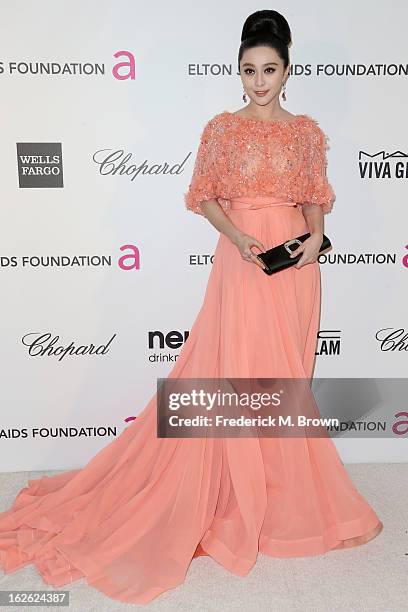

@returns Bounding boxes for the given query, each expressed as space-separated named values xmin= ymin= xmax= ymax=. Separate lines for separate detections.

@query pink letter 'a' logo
xmin=118 ymin=244 xmax=140 ymax=270
xmin=112 ymin=50 xmax=135 ymax=80
xmin=402 ymin=244 xmax=408 ymax=268
xmin=392 ymin=411 xmax=408 ymax=436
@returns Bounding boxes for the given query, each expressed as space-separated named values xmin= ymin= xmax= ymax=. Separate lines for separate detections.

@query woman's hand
xmin=231 ymin=232 xmax=266 ymax=270
xmin=289 ymin=232 xmax=323 ymax=269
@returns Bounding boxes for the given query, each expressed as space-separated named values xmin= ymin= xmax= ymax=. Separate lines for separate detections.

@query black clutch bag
xmin=256 ymin=232 xmax=332 ymax=276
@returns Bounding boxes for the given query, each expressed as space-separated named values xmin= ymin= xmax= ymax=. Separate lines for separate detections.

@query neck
xmin=246 ymin=100 xmax=285 ymax=120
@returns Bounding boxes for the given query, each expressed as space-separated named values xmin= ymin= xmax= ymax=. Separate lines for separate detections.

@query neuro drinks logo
xmin=17 ymin=143 xmax=63 ymax=188
xmin=359 ymin=150 xmax=408 ymax=179
xmin=148 ymin=329 xmax=190 ymax=364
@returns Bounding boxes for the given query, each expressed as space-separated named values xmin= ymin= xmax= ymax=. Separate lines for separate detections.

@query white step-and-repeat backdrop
xmin=1 ymin=0 xmax=407 ymax=470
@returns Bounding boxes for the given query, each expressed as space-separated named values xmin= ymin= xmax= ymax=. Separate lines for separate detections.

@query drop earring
xmin=242 ymin=90 xmax=247 ymax=103
xmin=281 ymin=82 xmax=287 ymax=101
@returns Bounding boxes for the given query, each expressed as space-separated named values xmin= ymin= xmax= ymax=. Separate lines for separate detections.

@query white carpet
xmin=0 ymin=464 xmax=406 ymax=611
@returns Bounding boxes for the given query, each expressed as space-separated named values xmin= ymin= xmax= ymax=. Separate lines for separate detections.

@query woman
xmin=0 ymin=9 xmax=382 ymax=606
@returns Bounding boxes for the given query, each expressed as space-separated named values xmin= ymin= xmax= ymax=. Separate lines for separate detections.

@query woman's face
xmin=239 ymin=45 xmax=289 ymax=107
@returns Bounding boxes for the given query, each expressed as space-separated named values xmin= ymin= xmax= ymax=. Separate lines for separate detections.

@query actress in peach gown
xmin=0 ymin=108 xmax=383 ymax=604
xmin=0 ymin=12 xmax=383 ymax=605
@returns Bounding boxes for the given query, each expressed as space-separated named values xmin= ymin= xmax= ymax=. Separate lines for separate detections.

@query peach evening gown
xmin=0 ymin=110 xmax=382 ymax=605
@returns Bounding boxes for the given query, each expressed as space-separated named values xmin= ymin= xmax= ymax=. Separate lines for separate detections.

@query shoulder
xmin=197 ymin=112 xmax=229 ymax=142
xmin=299 ymin=115 xmax=330 ymax=147
xmin=299 ymin=114 xmax=323 ymax=131
xmin=202 ymin=111 xmax=229 ymax=131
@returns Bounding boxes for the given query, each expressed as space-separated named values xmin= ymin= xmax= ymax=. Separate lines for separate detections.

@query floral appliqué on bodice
xmin=184 ymin=111 xmax=335 ymax=216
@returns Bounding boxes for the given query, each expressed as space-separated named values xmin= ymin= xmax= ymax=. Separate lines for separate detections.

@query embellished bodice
xmin=184 ymin=111 xmax=335 ymax=216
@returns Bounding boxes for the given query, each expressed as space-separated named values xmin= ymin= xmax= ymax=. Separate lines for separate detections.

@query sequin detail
xmin=183 ymin=111 xmax=336 ymax=216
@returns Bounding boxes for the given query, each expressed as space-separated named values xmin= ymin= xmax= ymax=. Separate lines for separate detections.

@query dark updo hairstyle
xmin=238 ymin=10 xmax=292 ymax=72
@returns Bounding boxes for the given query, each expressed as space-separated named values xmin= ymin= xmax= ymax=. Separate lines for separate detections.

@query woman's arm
xmin=200 ymin=199 xmax=266 ymax=270
xmin=199 ymin=199 xmax=242 ymax=243
xmin=184 ymin=117 xmax=265 ymax=269
xmin=289 ymin=203 xmax=325 ymax=268
xmin=301 ymin=203 xmax=324 ymax=240
xmin=289 ymin=120 xmax=335 ymax=268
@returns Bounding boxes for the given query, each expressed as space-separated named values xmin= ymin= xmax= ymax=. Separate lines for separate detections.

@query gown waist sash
xmin=227 ymin=195 xmax=298 ymax=210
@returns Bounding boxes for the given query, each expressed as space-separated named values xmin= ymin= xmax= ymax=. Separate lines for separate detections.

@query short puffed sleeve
xmin=184 ymin=117 xmax=220 ymax=215
xmin=302 ymin=121 xmax=336 ymax=215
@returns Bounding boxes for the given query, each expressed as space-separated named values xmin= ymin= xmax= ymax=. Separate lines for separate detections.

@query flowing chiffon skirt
xmin=0 ymin=196 xmax=382 ymax=604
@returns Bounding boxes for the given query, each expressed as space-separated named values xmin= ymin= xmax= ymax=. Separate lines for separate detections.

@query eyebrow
xmin=241 ymin=62 xmax=278 ymax=67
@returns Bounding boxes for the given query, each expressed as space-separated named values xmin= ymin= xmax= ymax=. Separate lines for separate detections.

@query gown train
xmin=0 ymin=197 xmax=382 ymax=604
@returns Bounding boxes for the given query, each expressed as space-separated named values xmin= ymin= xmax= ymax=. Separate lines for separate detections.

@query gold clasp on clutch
xmin=284 ymin=238 xmax=302 ymax=255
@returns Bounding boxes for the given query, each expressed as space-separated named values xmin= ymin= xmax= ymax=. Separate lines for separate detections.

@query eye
xmin=243 ymin=67 xmax=276 ymax=75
